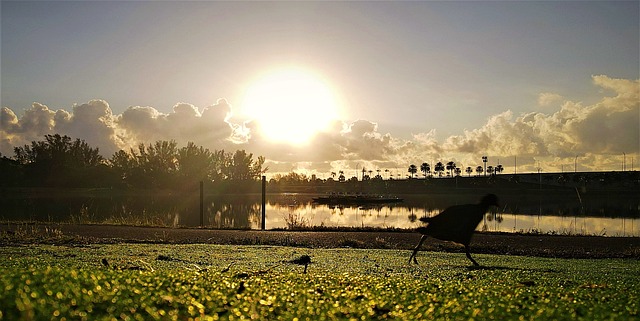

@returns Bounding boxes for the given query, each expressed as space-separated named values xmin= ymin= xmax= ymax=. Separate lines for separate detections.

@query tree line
xmin=408 ymin=161 xmax=504 ymax=179
xmin=0 ymin=134 xmax=266 ymax=190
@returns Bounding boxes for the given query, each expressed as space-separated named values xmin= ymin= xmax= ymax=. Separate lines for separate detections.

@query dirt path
xmin=1 ymin=223 xmax=639 ymax=259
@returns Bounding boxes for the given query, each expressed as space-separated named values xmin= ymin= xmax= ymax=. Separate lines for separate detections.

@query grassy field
xmin=1 ymin=244 xmax=638 ymax=320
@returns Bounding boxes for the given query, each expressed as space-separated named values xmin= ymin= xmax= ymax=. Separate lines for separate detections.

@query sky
xmin=1 ymin=1 xmax=639 ymax=178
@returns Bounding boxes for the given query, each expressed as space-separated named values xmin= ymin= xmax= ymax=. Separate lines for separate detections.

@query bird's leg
xmin=465 ymin=245 xmax=480 ymax=267
xmin=409 ymin=235 xmax=427 ymax=264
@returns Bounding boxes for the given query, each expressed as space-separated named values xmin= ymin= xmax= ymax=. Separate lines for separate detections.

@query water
xmin=1 ymin=192 xmax=638 ymax=236
xmin=266 ymin=203 xmax=639 ymax=236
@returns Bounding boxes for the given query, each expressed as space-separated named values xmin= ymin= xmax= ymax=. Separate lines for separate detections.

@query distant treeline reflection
xmin=1 ymin=192 xmax=637 ymax=230
xmin=0 ymin=193 xmax=262 ymax=228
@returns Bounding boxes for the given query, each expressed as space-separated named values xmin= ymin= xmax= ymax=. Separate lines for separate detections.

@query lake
xmin=1 ymin=192 xmax=638 ymax=236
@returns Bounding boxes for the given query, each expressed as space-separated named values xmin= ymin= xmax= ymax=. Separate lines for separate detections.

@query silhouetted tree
xmin=130 ymin=140 xmax=179 ymax=187
xmin=0 ymin=155 xmax=23 ymax=186
xmin=224 ymin=150 xmax=266 ymax=181
xmin=465 ymin=167 xmax=473 ymax=177
xmin=420 ymin=162 xmax=431 ymax=178
xmin=271 ymin=172 xmax=309 ymax=184
xmin=408 ymin=164 xmax=418 ymax=178
xmin=434 ymin=162 xmax=445 ymax=177
xmin=176 ymin=142 xmax=214 ymax=188
xmin=110 ymin=149 xmax=135 ymax=183
xmin=13 ymin=134 xmax=105 ymax=187
xmin=110 ymin=142 xmax=264 ymax=189
xmin=446 ymin=161 xmax=456 ymax=177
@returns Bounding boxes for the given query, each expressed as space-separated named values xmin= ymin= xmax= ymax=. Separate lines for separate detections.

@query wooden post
xmin=200 ymin=181 xmax=204 ymax=227
xmin=261 ymin=176 xmax=266 ymax=230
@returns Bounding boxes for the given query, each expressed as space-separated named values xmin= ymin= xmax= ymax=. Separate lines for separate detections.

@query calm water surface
xmin=1 ymin=192 xmax=638 ymax=236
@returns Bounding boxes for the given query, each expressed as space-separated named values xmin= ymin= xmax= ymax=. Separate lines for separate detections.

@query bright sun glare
xmin=241 ymin=67 xmax=341 ymax=145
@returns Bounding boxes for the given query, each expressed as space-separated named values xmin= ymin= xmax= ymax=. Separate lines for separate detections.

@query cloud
xmin=338 ymin=120 xmax=394 ymax=160
xmin=116 ymin=99 xmax=238 ymax=150
xmin=1 ymin=75 xmax=637 ymax=175
xmin=439 ymin=75 xmax=639 ymax=171
xmin=56 ymin=100 xmax=121 ymax=155
xmin=1 ymin=102 xmax=57 ymax=155
xmin=538 ymin=92 xmax=564 ymax=107
xmin=0 ymin=98 xmax=243 ymax=157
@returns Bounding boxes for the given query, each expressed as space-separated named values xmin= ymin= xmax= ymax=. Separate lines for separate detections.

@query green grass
xmin=1 ymin=244 xmax=638 ymax=320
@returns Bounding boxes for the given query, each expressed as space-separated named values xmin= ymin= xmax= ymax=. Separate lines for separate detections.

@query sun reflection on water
xmin=264 ymin=203 xmax=639 ymax=236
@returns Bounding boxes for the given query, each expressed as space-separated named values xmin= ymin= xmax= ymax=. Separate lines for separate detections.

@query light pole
xmin=482 ymin=156 xmax=488 ymax=177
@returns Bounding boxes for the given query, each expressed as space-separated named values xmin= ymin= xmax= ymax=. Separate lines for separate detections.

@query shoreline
xmin=1 ymin=223 xmax=638 ymax=260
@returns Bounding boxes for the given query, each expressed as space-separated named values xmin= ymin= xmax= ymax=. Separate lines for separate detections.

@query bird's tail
xmin=419 ymin=216 xmax=432 ymax=223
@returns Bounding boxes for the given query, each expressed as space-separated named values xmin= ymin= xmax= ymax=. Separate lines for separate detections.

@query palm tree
xmin=384 ymin=169 xmax=389 ymax=180
xmin=408 ymin=164 xmax=418 ymax=178
xmin=495 ymin=164 xmax=504 ymax=175
xmin=338 ymin=170 xmax=345 ymax=182
xmin=454 ymin=167 xmax=462 ymax=177
xmin=420 ymin=162 xmax=430 ymax=179
xmin=434 ymin=162 xmax=445 ymax=177
xmin=475 ymin=166 xmax=483 ymax=176
xmin=446 ymin=161 xmax=456 ymax=177
xmin=487 ymin=166 xmax=494 ymax=176
xmin=465 ymin=167 xmax=473 ymax=177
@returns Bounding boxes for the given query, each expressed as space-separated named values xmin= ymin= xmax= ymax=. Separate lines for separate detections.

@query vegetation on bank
xmin=2 ymin=134 xmax=638 ymax=194
xmin=1 ymin=134 xmax=266 ymax=191
xmin=1 ymin=243 xmax=638 ymax=320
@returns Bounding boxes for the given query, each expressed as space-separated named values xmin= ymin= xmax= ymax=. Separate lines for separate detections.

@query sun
xmin=240 ymin=67 xmax=341 ymax=145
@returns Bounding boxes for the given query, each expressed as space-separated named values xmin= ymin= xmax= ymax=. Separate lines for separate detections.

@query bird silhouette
xmin=290 ymin=255 xmax=312 ymax=274
xmin=409 ymin=194 xmax=499 ymax=266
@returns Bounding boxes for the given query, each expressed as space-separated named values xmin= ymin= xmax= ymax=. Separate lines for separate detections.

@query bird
xmin=290 ymin=255 xmax=312 ymax=274
xmin=409 ymin=194 xmax=499 ymax=266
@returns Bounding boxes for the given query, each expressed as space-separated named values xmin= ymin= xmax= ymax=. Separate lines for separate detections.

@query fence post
xmin=261 ymin=176 xmax=266 ymax=230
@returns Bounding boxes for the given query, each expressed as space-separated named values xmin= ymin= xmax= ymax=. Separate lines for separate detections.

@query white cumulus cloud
xmin=1 ymin=75 xmax=637 ymax=175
